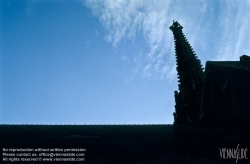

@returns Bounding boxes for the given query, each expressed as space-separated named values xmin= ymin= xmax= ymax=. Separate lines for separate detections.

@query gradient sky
xmin=1 ymin=0 xmax=250 ymax=125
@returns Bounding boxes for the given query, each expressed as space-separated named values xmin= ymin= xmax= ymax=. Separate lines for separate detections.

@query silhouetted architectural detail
xmin=170 ymin=21 xmax=250 ymax=126
xmin=173 ymin=91 xmax=187 ymax=124
xmin=170 ymin=21 xmax=204 ymax=124
xmin=199 ymin=55 xmax=250 ymax=126
xmin=240 ymin=54 xmax=250 ymax=62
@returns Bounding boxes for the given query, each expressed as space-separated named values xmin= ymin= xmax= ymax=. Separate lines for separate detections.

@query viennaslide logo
xmin=219 ymin=144 xmax=248 ymax=163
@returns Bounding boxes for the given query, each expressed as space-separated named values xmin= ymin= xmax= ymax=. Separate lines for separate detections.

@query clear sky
xmin=1 ymin=0 xmax=250 ymax=125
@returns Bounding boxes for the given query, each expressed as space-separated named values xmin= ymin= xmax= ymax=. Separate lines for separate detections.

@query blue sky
xmin=1 ymin=0 xmax=250 ymax=125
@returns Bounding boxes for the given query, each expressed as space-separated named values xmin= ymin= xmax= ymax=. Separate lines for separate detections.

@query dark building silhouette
xmin=199 ymin=55 xmax=250 ymax=126
xmin=170 ymin=21 xmax=250 ymax=126
xmin=170 ymin=21 xmax=204 ymax=124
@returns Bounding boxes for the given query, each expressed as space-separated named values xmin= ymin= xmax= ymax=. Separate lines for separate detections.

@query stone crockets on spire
xmin=170 ymin=21 xmax=204 ymax=124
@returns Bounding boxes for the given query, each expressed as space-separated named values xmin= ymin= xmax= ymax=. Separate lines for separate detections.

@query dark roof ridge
xmin=206 ymin=61 xmax=238 ymax=63
xmin=206 ymin=60 xmax=250 ymax=71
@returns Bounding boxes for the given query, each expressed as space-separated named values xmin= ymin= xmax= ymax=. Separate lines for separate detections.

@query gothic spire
xmin=170 ymin=20 xmax=204 ymax=123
